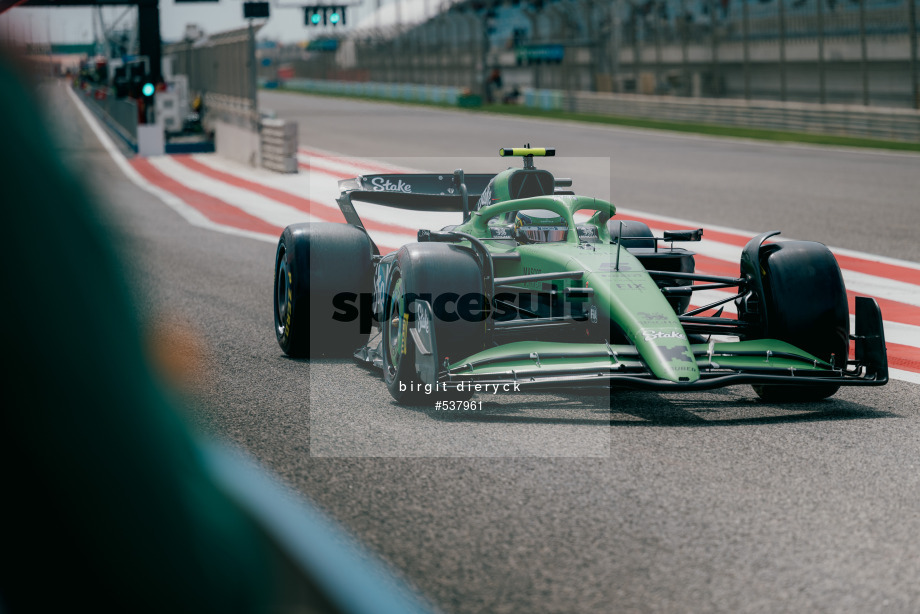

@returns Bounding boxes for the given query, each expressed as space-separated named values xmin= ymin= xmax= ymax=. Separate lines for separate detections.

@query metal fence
xmin=164 ymin=25 xmax=262 ymax=128
xmin=273 ymin=0 xmax=918 ymax=109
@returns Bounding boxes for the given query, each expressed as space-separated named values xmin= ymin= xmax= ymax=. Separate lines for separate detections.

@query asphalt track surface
xmin=53 ymin=83 xmax=920 ymax=613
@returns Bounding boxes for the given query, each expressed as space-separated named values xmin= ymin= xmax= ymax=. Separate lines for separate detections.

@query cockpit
xmin=513 ymin=210 xmax=569 ymax=244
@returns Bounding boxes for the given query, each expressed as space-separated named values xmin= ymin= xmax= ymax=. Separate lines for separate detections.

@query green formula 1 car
xmin=273 ymin=147 xmax=888 ymax=405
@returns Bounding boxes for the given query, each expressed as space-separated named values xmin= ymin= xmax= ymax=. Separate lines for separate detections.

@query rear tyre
xmin=273 ymin=223 xmax=373 ymax=358
xmin=751 ymin=241 xmax=849 ymax=402
xmin=382 ymin=243 xmax=485 ymax=405
xmin=608 ymin=220 xmax=655 ymax=248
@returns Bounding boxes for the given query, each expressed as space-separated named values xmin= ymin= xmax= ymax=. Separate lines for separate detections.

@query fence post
xmin=708 ymin=0 xmax=719 ymax=96
xmin=633 ymin=4 xmax=642 ymax=91
xmin=247 ymin=18 xmax=258 ymax=131
xmin=817 ymin=0 xmax=826 ymax=104
xmin=911 ymin=0 xmax=919 ymax=109
xmin=859 ymin=0 xmax=869 ymax=105
xmin=524 ymin=8 xmax=542 ymax=90
xmin=654 ymin=0 xmax=662 ymax=91
xmin=680 ymin=0 xmax=690 ymax=96
xmin=742 ymin=0 xmax=750 ymax=100
xmin=778 ymin=0 xmax=786 ymax=102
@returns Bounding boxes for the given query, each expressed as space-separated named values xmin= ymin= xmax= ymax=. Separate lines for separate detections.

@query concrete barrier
xmin=215 ymin=120 xmax=261 ymax=167
xmin=261 ymin=118 xmax=298 ymax=174
xmin=137 ymin=123 xmax=165 ymax=156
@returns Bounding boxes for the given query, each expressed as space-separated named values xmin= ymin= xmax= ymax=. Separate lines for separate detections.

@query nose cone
xmin=631 ymin=327 xmax=700 ymax=383
xmin=579 ymin=251 xmax=700 ymax=384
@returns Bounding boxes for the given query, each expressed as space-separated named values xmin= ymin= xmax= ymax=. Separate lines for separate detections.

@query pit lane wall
xmin=72 ymin=82 xmax=138 ymax=151
xmin=277 ymin=78 xmax=920 ymax=142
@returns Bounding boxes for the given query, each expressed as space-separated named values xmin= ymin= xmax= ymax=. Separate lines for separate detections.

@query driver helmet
xmin=513 ymin=210 xmax=568 ymax=243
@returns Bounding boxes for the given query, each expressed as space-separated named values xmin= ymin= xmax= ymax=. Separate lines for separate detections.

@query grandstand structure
xmin=276 ymin=0 xmax=919 ymax=109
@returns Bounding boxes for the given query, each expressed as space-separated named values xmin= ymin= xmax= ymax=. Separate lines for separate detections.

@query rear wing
xmin=337 ymin=173 xmax=494 ymax=213
xmin=336 ymin=172 xmax=494 ymax=255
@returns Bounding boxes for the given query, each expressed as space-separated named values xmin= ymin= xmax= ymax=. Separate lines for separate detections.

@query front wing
xmin=357 ymin=297 xmax=888 ymax=393
xmin=439 ymin=339 xmax=887 ymax=392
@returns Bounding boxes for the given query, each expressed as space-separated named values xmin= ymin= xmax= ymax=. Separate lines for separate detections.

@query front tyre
xmin=382 ymin=273 xmax=428 ymax=404
xmin=382 ymin=243 xmax=485 ymax=405
xmin=751 ymin=241 xmax=849 ymax=402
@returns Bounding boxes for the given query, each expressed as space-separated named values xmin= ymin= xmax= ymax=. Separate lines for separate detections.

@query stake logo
xmin=639 ymin=329 xmax=686 ymax=342
xmin=370 ymin=177 xmax=412 ymax=192
xmin=417 ymin=302 xmax=431 ymax=334
xmin=476 ymin=183 xmax=493 ymax=210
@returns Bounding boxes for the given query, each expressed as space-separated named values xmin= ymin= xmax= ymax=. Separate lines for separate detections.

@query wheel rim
xmin=386 ymin=276 xmax=404 ymax=369
xmin=275 ymin=247 xmax=288 ymax=337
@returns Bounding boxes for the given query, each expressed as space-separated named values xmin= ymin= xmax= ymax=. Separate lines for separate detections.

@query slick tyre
xmin=273 ymin=223 xmax=373 ymax=358
xmin=752 ymin=241 xmax=849 ymax=402
xmin=609 ymin=219 xmax=695 ymax=314
xmin=608 ymin=219 xmax=655 ymax=248
xmin=382 ymin=243 xmax=485 ymax=405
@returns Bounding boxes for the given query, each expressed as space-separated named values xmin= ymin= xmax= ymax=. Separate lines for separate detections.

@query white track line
xmin=621 ymin=207 xmax=920 ymax=271
xmin=298 ymin=145 xmax=421 ymax=174
xmin=148 ymin=157 xmax=313 ymax=228
xmin=890 ymin=368 xmax=920 ymax=385
xmin=642 ymin=223 xmax=920 ymax=310
xmin=691 ymin=288 xmax=920 ymax=350
xmin=66 ymin=84 xmax=276 ymax=244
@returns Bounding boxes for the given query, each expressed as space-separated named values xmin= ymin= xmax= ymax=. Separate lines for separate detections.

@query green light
xmin=329 ymin=11 xmax=340 ymax=24
xmin=311 ymin=12 xmax=321 ymax=24
xmin=141 ymin=83 xmax=155 ymax=97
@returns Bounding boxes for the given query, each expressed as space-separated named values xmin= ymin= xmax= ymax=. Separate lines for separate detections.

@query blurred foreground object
xmin=0 ymin=46 xmax=428 ymax=614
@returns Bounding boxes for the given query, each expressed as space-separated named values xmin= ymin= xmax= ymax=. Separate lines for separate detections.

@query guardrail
xmin=279 ymin=78 xmax=463 ymax=106
xmin=567 ymin=91 xmax=920 ymax=142
xmin=274 ymin=78 xmax=920 ymax=142
xmin=202 ymin=92 xmax=255 ymax=131
xmin=74 ymin=82 xmax=138 ymax=150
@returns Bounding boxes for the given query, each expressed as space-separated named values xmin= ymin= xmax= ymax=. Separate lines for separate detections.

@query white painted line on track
xmin=66 ymin=84 xmax=276 ymax=244
xmin=296 ymin=153 xmax=362 ymax=178
xmin=148 ymin=156 xmax=316 ymax=228
xmin=692 ymin=288 xmax=920 ymax=355
xmin=889 ymin=368 xmax=920 ymax=385
xmin=621 ymin=207 xmax=920 ymax=270
xmin=191 ymin=153 xmax=315 ymax=199
xmin=643 ymin=225 xmax=920 ymax=311
xmin=838 ymin=270 xmax=920 ymax=310
xmin=298 ymin=145 xmax=421 ymax=174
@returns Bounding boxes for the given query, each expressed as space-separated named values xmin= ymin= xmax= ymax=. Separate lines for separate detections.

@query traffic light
xmin=304 ymin=5 xmax=347 ymax=26
xmin=141 ymin=79 xmax=156 ymax=124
